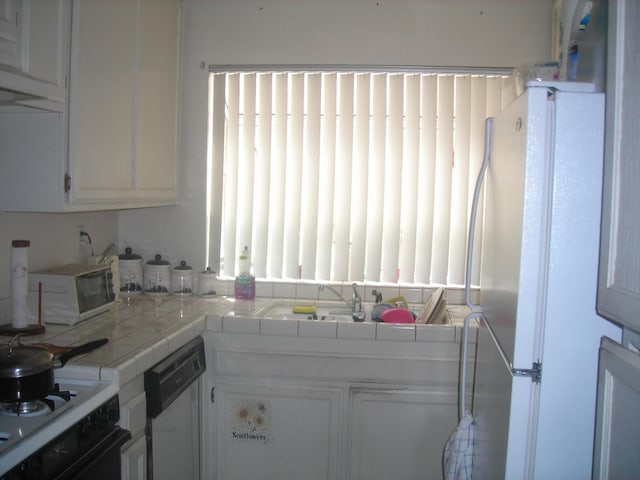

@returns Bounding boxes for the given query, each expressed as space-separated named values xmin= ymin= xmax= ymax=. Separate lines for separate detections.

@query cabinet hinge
xmin=512 ymin=362 xmax=542 ymax=383
xmin=64 ymin=174 xmax=71 ymax=193
xmin=210 ymin=386 xmax=215 ymax=403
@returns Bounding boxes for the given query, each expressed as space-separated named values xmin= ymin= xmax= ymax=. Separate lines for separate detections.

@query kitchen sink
xmin=257 ymin=300 xmax=358 ymax=322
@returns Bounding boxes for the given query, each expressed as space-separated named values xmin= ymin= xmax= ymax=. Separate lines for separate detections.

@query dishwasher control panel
xmin=144 ymin=336 xmax=206 ymax=419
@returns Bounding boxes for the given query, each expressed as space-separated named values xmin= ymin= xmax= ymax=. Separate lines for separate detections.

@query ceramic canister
xmin=199 ymin=267 xmax=217 ymax=297
xmin=144 ymin=254 xmax=170 ymax=296
xmin=118 ymin=247 xmax=143 ymax=296
xmin=171 ymin=261 xmax=193 ymax=296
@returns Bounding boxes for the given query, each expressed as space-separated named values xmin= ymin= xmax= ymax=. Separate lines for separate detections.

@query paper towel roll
xmin=11 ymin=240 xmax=30 ymax=329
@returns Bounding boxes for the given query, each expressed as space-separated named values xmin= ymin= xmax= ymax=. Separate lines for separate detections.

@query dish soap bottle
xmin=234 ymin=246 xmax=255 ymax=299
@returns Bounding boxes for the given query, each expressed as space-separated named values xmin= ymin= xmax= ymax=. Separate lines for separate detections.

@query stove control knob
xmin=104 ymin=402 xmax=120 ymax=423
xmin=81 ymin=414 xmax=98 ymax=439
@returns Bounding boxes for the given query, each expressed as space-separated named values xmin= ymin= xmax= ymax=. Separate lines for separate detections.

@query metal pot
xmin=0 ymin=336 xmax=108 ymax=403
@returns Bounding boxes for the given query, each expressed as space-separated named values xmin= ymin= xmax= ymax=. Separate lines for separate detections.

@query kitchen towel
xmin=443 ymin=412 xmax=474 ymax=480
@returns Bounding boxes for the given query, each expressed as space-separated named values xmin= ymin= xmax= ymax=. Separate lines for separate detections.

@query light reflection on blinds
xmin=208 ymin=70 xmax=514 ymax=286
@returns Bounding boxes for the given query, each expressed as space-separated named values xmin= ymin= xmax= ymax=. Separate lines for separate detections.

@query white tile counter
xmin=0 ymin=295 xmax=255 ymax=386
xmin=0 ymin=294 xmax=472 ymax=387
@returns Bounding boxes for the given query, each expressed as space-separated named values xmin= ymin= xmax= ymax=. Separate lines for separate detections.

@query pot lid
xmin=0 ymin=339 xmax=53 ymax=378
xmin=12 ymin=239 xmax=30 ymax=248
xmin=147 ymin=254 xmax=169 ymax=266
xmin=119 ymin=247 xmax=142 ymax=260
xmin=174 ymin=260 xmax=192 ymax=271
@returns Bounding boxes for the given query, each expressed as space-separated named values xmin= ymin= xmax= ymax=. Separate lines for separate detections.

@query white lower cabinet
xmin=213 ymin=379 xmax=342 ymax=480
xmin=119 ymin=389 xmax=147 ymax=480
xmin=122 ymin=435 xmax=148 ymax=480
xmin=206 ymin=332 xmax=463 ymax=480
xmin=348 ymin=386 xmax=457 ymax=480
xmin=210 ymin=378 xmax=458 ymax=480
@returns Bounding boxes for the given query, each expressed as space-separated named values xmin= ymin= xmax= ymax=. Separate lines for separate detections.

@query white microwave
xmin=27 ymin=264 xmax=116 ymax=325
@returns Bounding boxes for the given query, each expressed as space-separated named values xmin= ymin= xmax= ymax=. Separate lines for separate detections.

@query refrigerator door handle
xmin=458 ymin=117 xmax=494 ymax=420
xmin=481 ymin=314 xmax=543 ymax=383
xmin=465 ymin=117 xmax=494 ymax=311
xmin=460 ymin=311 xmax=482 ymax=420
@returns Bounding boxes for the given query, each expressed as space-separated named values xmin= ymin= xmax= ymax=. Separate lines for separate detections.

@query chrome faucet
xmin=351 ymin=283 xmax=362 ymax=314
xmin=318 ymin=283 xmax=363 ymax=313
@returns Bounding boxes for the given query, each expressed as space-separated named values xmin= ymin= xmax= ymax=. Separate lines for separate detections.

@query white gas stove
xmin=0 ymin=377 xmax=121 ymax=478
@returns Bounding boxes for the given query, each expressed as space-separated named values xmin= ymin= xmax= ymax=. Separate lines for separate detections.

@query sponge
xmin=292 ymin=305 xmax=317 ymax=314
xmin=383 ymin=295 xmax=408 ymax=308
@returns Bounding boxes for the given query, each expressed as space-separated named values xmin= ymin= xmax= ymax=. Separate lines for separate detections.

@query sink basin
xmin=258 ymin=301 xmax=357 ymax=322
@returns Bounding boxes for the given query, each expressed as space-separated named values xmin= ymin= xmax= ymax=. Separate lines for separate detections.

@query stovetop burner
xmin=0 ymin=377 xmax=118 ymax=477
xmin=0 ymin=385 xmax=77 ymax=417
xmin=0 ymin=400 xmax=52 ymax=417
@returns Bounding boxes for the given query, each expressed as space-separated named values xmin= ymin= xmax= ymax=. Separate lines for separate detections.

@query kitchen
xmin=1 ymin=0 xmax=639 ymax=479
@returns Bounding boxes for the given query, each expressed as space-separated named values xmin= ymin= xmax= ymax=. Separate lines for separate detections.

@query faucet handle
xmin=372 ymin=289 xmax=383 ymax=304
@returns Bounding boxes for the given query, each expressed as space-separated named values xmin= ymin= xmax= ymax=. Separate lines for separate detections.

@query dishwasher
xmin=144 ymin=336 xmax=206 ymax=480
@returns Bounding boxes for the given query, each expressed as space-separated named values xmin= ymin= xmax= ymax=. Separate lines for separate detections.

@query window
xmin=207 ymin=68 xmax=515 ymax=286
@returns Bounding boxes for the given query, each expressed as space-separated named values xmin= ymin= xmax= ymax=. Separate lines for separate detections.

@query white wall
xmin=0 ymin=1 xmax=553 ymax=304
xmin=120 ymin=0 xmax=553 ymax=276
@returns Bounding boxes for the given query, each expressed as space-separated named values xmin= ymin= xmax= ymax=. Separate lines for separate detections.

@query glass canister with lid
xmin=144 ymin=254 xmax=170 ymax=296
xmin=199 ymin=267 xmax=217 ymax=297
xmin=171 ymin=261 xmax=193 ymax=296
xmin=118 ymin=247 xmax=144 ymax=296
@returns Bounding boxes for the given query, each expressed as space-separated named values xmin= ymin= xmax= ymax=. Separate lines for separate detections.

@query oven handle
xmin=53 ymin=427 xmax=131 ymax=480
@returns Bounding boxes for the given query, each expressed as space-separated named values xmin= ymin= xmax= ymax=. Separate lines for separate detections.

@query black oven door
xmin=53 ymin=427 xmax=131 ymax=480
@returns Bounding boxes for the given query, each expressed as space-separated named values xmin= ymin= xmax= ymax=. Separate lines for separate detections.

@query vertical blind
xmin=207 ymin=70 xmax=515 ymax=286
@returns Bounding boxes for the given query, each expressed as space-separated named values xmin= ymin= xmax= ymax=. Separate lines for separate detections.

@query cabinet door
xmin=67 ymin=0 xmax=136 ymax=206
xmin=0 ymin=0 xmax=20 ymax=68
xmin=24 ymin=0 xmax=69 ymax=101
xmin=67 ymin=0 xmax=180 ymax=209
xmin=121 ymin=434 xmax=147 ymax=480
xmin=348 ymin=386 xmax=458 ymax=480
xmin=135 ymin=0 xmax=180 ymax=200
xmin=213 ymin=379 xmax=342 ymax=480
xmin=593 ymin=337 xmax=640 ymax=479
xmin=597 ymin=0 xmax=640 ymax=330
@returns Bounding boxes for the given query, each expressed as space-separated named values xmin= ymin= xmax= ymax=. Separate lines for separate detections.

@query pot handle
xmin=55 ymin=338 xmax=109 ymax=368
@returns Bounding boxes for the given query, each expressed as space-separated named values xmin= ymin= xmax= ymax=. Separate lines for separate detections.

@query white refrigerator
xmin=463 ymin=82 xmax=622 ymax=479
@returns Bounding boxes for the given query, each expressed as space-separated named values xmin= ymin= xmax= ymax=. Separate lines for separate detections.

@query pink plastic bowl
xmin=380 ymin=308 xmax=415 ymax=323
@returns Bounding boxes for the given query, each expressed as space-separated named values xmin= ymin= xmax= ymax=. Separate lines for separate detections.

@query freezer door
xmin=473 ymin=86 xmax=552 ymax=479
xmin=480 ymin=86 xmax=551 ymax=370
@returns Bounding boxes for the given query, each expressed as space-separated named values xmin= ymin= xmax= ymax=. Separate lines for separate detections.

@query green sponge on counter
xmin=292 ymin=305 xmax=317 ymax=314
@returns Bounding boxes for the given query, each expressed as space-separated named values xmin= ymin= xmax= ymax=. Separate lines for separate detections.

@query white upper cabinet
xmin=135 ymin=1 xmax=181 ymax=196
xmin=0 ymin=0 xmax=21 ymax=68
xmin=0 ymin=0 xmax=181 ymax=212
xmin=597 ymin=1 xmax=640 ymax=332
xmin=67 ymin=0 xmax=137 ymax=207
xmin=0 ymin=0 xmax=69 ymax=108
xmin=68 ymin=0 xmax=181 ymax=209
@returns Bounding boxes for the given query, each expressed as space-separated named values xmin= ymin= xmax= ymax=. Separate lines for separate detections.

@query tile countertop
xmin=0 ymin=295 xmax=256 ymax=387
xmin=0 ymin=295 xmax=472 ymax=388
